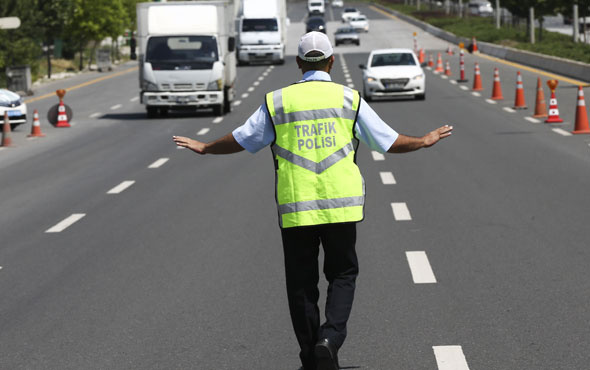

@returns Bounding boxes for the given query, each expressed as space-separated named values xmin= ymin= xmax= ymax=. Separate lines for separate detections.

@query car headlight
xmin=412 ymin=74 xmax=425 ymax=80
xmin=143 ymin=81 xmax=158 ymax=91
xmin=207 ymin=79 xmax=223 ymax=91
xmin=366 ymin=77 xmax=377 ymax=83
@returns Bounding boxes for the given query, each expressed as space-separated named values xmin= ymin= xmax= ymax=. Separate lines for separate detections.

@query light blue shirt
xmin=232 ymin=70 xmax=399 ymax=153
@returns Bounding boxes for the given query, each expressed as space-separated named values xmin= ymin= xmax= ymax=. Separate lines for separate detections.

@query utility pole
xmin=573 ymin=4 xmax=579 ymax=43
xmin=529 ymin=7 xmax=535 ymax=44
xmin=496 ymin=0 xmax=501 ymax=29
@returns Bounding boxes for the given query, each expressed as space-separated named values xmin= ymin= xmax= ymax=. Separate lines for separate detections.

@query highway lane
xmin=1 ymin=1 xmax=590 ymax=369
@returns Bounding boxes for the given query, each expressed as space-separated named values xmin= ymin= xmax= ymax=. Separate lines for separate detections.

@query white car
xmin=0 ymin=89 xmax=27 ymax=130
xmin=332 ymin=0 xmax=343 ymax=7
xmin=359 ymin=49 xmax=425 ymax=101
xmin=348 ymin=15 xmax=369 ymax=32
xmin=341 ymin=7 xmax=360 ymax=22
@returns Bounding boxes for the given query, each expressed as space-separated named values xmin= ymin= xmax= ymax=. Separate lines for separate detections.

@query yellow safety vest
xmin=265 ymin=81 xmax=365 ymax=228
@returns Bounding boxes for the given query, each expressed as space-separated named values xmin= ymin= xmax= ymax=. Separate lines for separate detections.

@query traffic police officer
xmin=173 ymin=32 xmax=453 ymax=370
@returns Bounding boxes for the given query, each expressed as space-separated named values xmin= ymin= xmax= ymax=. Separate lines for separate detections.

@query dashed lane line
xmin=46 ymin=213 xmax=86 ymax=233
xmin=212 ymin=117 xmax=224 ymax=124
xmin=233 ymin=100 xmax=242 ymax=106
xmin=552 ymin=128 xmax=572 ymax=136
xmin=197 ymin=128 xmax=210 ymax=135
xmin=471 ymin=92 xmax=481 ymax=97
xmin=433 ymin=346 xmax=471 ymax=370
xmin=503 ymin=107 xmax=516 ymax=113
xmin=241 ymin=93 xmax=249 ymax=99
xmin=348 ymin=83 xmax=355 ymax=88
xmin=485 ymin=99 xmax=497 ymax=104
xmin=254 ymin=81 xmax=260 ymax=86
xmin=460 ymin=85 xmax=469 ymax=91
xmin=248 ymin=86 xmax=255 ymax=92
xmin=89 ymin=112 xmax=102 ymax=118
xmin=525 ymin=117 xmax=541 ymax=123
xmin=391 ymin=202 xmax=412 ymax=221
xmin=405 ymin=251 xmax=437 ymax=284
xmin=130 ymin=96 xmax=139 ymax=102
xmin=371 ymin=151 xmax=385 ymax=161
xmin=450 ymin=80 xmax=457 ymax=85
xmin=110 ymin=104 xmax=122 ymax=110
xmin=379 ymin=171 xmax=396 ymax=184
xmin=107 ymin=180 xmax=135 ymax=194
xmin=148 ymin=158 xmax=169 ymax=168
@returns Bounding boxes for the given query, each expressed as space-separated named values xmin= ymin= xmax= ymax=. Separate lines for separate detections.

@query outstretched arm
xmin=388 ymin=125 xmax=453 ymax=153
xmin=173 ymin=132 xmax=245 ymax=155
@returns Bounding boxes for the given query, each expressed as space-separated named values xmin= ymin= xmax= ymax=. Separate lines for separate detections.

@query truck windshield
xmin=146 ymin=36 xmax=218 ymax=70
xmin=242 ymin=19 xmax=278 ymax=32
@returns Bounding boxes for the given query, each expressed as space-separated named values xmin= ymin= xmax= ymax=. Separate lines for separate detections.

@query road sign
xmin=0 ymin=17 xmax=21 ymax=30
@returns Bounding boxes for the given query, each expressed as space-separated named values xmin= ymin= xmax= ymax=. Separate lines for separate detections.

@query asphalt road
xmin=1 ymin=2 xmax=590 ymax=369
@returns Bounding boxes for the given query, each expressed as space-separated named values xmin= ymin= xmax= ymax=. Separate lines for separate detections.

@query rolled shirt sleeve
xmin=354 ymin=98 xmax=399 ymax=153
xmin=232 ymin=104 xmax=275 ymax=153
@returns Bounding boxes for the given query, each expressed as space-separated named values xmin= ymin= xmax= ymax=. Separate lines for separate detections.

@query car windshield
xmin=310 ymin=2 xmax=322 ymax=6
xmin=308 ymin=18 xmax=324 ymax=26
xmin=336 ymin=28 xmax=355 ymax=34
xmin=370 ymin=53 xmax=416 ymax=67
xmin=351 ymin=17 xmax=365 ymax=22
xmin=146 ymin=35 xmax=218 ymax=70
xmin=242 ymin=18 xmax=278 ymax=32
xmin=344 ymin=8 xmax=357 ymax=13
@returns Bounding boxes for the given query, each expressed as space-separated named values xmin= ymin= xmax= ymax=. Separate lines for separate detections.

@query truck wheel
xmin=146 ymin=107 xmax=158 ymax=118
xmin=223 ymin=88 xmax=232 ymax=114
xmin=159 ymin=107 xmax=169 ymax=116
xmin=213 ymin=104 xmax=223 ymax=117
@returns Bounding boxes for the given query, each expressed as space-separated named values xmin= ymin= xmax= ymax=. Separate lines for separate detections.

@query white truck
xmin=308 ymin=0 xmax=325 ymax=15
xmin=136 ymin=1 xmax=237 ymax=117
xmin=236 ymin=0 xmax=288 ymax=65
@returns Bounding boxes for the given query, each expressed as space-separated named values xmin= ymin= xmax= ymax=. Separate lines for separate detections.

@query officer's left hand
xmin=173 ymin=136 xmax=207 ymax=154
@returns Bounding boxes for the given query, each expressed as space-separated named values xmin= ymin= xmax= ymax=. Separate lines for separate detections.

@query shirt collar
xmin=300 ymin=70 xmax=332 ymax=82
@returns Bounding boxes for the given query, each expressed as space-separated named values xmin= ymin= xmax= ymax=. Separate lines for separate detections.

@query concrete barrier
xmin=373 ymin=3 xmax=590 ymax=83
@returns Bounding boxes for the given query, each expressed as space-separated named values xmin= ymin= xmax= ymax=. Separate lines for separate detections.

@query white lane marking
xmin=46 ymin=214 xmax=86 ymax=233
xmin=460 ymin=85 xmax=469 ymax=90
xmin=130 ymin=96 xmax=139 ymax=102
xmin=503 ymin=107 xmax=516 ymax=113
xmin=441 ymin=75 xmax=448 ymax=79
xmin=552 ymin=128 xmax=572 ymax=136
xmin=450 ymin=80 xmax=457 ymax=85
xmin=371 ymin=151 xmax=385 ymax=161
xmin=525 ymin=117 xmax=540 ymax=123
xmin=485 ymin=99 xmax=497 ymax=104
xmin=89 ymin=112 xmax=101 ymax=118
xmin=0 ymin=147 xmax=5 ymax=151
xmin=107 ymin=180 xmax=135 ymax=194
xmin=347 ymin=83 xmax=355 ymax=88
xmin=433 ymin=346 xmax=470 ymax=370
xmin=177 ymin=146 xmax=185 ymax=150
xmin=241 ymin=92 xmax=249 ymax=99
xmin=0 ymin=266 xmax=2 ymax=270
xmin=391 ymin=202 xmax=412 ymax=221
xmin=212 ymin=117 xmax=224 ymax=124
xmin=233 ymin=100 xmax=242 ymax=106
xmin=263 ymin=72 xmax=269 ymax=77
xmin=248 ymin=86 xmax=255 ymax=92
xmin=258 ymin=76 xmax=264 ymax=81
xmin=148 ymin=158 xmax=169 ymax=168
xmin=110 ymin=104 xmax=122 ymax=110
xmin=197 ymin=128 xmax=210 ymax=135
xmin=406 ymin=251 xmax=437 ymax=284
xmin=471 ymin=92 xmax=481 ymax=97
xmin=254 ymin=81 xmax=260 ymax=86
xmin=379 ymin=171 xmax=396 ymax=184
xmin=346 ymin=78 xmax=353 ymax=83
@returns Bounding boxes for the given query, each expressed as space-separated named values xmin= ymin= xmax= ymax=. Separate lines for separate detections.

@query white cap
xmin=298 ymin=32 xmax=334 ymax=62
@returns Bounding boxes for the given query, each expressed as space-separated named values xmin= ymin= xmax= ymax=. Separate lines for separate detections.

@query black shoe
xmin=314 ymin=338 xmax=339 ymax=370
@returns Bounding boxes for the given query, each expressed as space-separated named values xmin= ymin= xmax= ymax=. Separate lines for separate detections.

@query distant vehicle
xmin=359 ymin=49 xmax=425 ymax=101
xmin=308 ymin=0 xmax=325 ymax=15
xmin=334 ymin=27 xmax=359 ymax=46
xmin=306 ymin=16 xmax=326 ymax=33
xmin=348 ymin=15 xmax=369 ymax=32
xmin=332 ymin=0 xmax=343 ymax=7
xmin=0 ymin=89 xmax=27 ymax=130
xmin=341 ymin=7 xmax=360 ymax=23
xmin=468 ymin=1 xmax=493 ymax=17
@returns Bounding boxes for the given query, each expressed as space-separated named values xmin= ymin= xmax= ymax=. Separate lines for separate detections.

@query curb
xmin=372 ymin=3 xmax=590 ymax=84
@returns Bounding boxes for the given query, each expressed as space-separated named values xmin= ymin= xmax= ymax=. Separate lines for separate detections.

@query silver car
xmin=334 ymin=27 xmax=360 ymax=46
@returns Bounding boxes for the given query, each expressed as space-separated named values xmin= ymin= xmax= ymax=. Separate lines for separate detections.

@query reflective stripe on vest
xmin=266 ymin=81 xmax=365 ymax=228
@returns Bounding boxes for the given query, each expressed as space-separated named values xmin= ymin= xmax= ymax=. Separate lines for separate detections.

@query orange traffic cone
xmin=56 ymin=99 xmax=70 ymax=128
xmin=444 ymin=61 xmax=452 ymax=76
xmin=434 ymin=53 xmax=444 ymax=73
xmin=428 ymin=54 xmax=434 ymax=68
xmin=532 ymin=77 xmax=548 ymax=118
xmin=446 ymin=45 xmax=454 ymax=55
xmin=545 ymin=92 xmax=563 ymax=123
xmin=419 ymin=48 xmax=425 ymax=65
xmin=572 ymin=86 xmax=590 ymax=134
xmin=491 ymin=68 xmax=503 ymax=100
xmin=471 ymin=36 xmax=479 ymax=53
xmin=1 ymin=112 xmax=14 ymax=147
xmin=512 ymin=71 xmax=527 ymax=109
xmin=472 ymin=63 xmax=483 ymax=91
xmin=27 ymin=109 xmax=45 ymax=137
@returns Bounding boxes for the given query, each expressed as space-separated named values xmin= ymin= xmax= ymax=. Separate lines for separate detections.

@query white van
xmin=308 ymin=0 xmax=325 ymax=16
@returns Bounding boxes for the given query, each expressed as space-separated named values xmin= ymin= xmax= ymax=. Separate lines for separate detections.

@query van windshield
xmin=146 ymin=35 xmax=218 ymax=70
xmin=242 ymin=18 xmax=278 ymax=32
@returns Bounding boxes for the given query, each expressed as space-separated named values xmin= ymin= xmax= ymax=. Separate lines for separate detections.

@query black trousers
xmin=280 ymin=222 xmax=359 ymax=370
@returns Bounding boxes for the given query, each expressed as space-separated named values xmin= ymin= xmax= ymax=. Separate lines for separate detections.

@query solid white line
xmin=379 ymin=171 xmax=396 ymax=184
xmin=212 ymin=117 xmax=224 ymax=124
xmin=391 ymin=202 xmax=411 ymax=221
xmin=503 ymin=107 xmax=516 ymax=113
xmin=460 ymin=85 xmax=469 ymax=91
xmin=130 ymin=96 xmax=139 ymax=102
xmin=89 ymin=112 xmax=101 ymax=118
xmin=148 ymin=158 xmax=169 ymax=168
xmin=471 ymin=92 xmax=481 ymax=97
xmin=371 ymin=151 xmax=385 ymax=161
xmin=433 ymin=346 xmax=470 ymax=370
xmin=110 ymin=104 xmax=122 ymax=110
xmin=46 ymin=214 xmax=86 ymax=233
xmin=197 ymin=128 xmax=210 ymax=135
xmin=248 ymin=86 xmax=255 ymax=92
xmin=233 ymin=100 xmax=242 ymax=106
xmin=450 ymin=80 xmax=457 ymax=85
xmin=107 ymin=180 xmax=135 ymax=194
xmin=525 ymin=117 xmax=541 ymax=123
xmin=241 ymin=93 xmax=249 ymax=99
xmin=485 ymin=99 xmax=497 ymax=104
xmin=406 ymin=251 xmax=437 ymax=283
xmin=552 ymin=128 xmax=572 ymax=136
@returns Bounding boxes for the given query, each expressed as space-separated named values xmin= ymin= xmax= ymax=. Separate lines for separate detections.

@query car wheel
xmin=363 ymin=85 xmax=372 ymax=102
xmin=415 ymin=93 xmax=426 ymax=101
xmin=356 ymin=41 xmax=360 ymax=46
